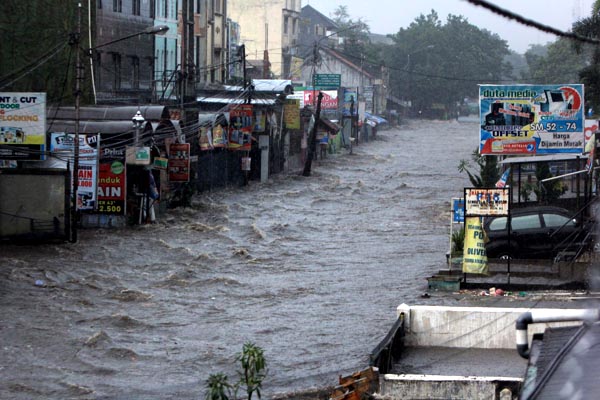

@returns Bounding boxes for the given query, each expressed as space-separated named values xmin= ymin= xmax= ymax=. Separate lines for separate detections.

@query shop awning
xmin=319 ymin=116 xmax=341 ymax=133
xmin=365 ymin=112 xmax=388 ymax=125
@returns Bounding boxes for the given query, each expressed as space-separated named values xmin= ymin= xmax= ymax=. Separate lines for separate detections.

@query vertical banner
xmin=284 ymin=99 xmax=300 ymax=130
xmin=452 ymin=198 xmax=465 ymax=223
xmin=97 ymin=148 xmax=126 ymax=214
xmin=462 ymin=217 xmax=489 ymax=275
xmin=50 ymin=133 xmax=99 ymax=210
xmin=228 ymin=104 xmax=253 ymax=151
xmin=0 ymin=92 xmax=47 ymax=160
xmin=169 ymin=143 xmax=190 ymax=182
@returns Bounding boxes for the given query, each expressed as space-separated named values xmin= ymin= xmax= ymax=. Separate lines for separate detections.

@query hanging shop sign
xmin=0 ymin=92 xmax=47 ymax=160
xmin=50 ymin=132 xmax=100 ymax=210
xmin=284 ymin=99 xmax=301 ymax=130
xmin=125 ymin=146 xmax=151 ymax=165
xmin=464 ymin=187 xmax=509 ymax=217
xmin=303 ymin=90 xmax=338 ymax=109
xmin=169 ymin=143 xmax=190 ymax=182
xmin=228 ymin=104 xmax=253 ymax=151
xmin=479 ymin=84 xmax=584 ymax=155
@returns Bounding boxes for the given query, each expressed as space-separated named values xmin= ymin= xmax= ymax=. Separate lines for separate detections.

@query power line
xmin=465 ymin=0 xmax=600 ymax=46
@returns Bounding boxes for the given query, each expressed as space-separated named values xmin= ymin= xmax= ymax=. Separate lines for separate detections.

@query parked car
xmin=483 ymin=206 xmax=593 ymax=259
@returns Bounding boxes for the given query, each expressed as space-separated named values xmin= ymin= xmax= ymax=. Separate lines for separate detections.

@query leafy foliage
xmin=385 ymin=11 xmax=511 ymax=117
xmin=572 ymin=1 xmax=600 ymax=111
xmin=451 ymin=226 xmax=465 ymax=257
xmin=522 ymin=39 xmax=590 ymax=84
xmin=0 ymin=0 xmax=86 ymax=105
xmin=205 ymin=342 xmax=267 ymax=400
xmin=458 ymin=149 xmax=500 ymax=188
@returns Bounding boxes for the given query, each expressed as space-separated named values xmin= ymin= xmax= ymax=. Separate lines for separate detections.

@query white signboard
xmin=51 ymin=133 xmax=100 ymax=210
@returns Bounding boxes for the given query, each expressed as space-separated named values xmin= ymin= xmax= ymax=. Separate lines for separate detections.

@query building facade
xmin=228 ymin=0 xmax=301 ymax=79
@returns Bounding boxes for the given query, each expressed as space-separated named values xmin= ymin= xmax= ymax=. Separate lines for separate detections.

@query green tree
xmin=458 ymin=149 xmax=500 ymax=188
xmin=0 ymin=0 xmax=87 ymax=105
xmin=572 ymin=0 xmax=600 ymax=112
xmin=523 ymin=39 xmax=590 ymax=84
xmin=329 ymin=6 xmax=383 ymax=75
xmin=386 ymin=11 xmax=511 ymax=117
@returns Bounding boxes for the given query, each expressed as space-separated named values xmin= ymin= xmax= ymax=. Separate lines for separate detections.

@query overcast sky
xmin=303 ymin=0 xmax=596 ymax=54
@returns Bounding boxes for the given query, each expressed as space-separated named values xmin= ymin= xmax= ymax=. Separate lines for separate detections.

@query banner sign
xmin=169 ymin=143 xmax=190 ymax=182
xmin=303 ymin=90 xmax=338 ymax=109
xmin=462 ymin=216 xmax=489 ymax=275
xmin=452 ymin=198 xmax=465 ymax=223
xmin=0 ymin=92 xmax=47 ymax=160
xmin=284 ymin=99 xmax=301 ymax=130
xmin=97 ymin=156 xmax=126 ymax=214
xmin=584 ymin=119 xmax=598 ymax=153
xmin=228 ymin=104 xmax=253 ymax=151
xmin=343 ymin=88 xmax=358 ymax=116
xmin=479 ymin=84 xmax=584 ymax=155
xmin=50 ymin=133 xmax=100 ymax=210
xmin=464 ymin=187 xmax=509 ymax=217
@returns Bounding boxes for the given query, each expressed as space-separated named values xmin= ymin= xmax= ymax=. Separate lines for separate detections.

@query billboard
xmin=0 ymin=92 xmax=47 ymax=160
xmin=479 ymin=84 xmax=584 ymax=155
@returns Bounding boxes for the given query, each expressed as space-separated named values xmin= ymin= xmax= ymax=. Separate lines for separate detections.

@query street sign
xmin=314 ymin=74 xmax=341 ymax=89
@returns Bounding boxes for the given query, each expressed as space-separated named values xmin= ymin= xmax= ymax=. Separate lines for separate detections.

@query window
xmin=133 ymin=0 xmax=141 ymax=15
xmin=112 ymin=0 xmax=122 ymax=12
xmin=130 ymin=56 xmax=140 ymax=89
xmin=488 ymin=217 xmax=507 ymax=231
xmin=284 ymin=16 xmax=289 ymax=34
xmin=293 ymin=18 xmax=297 ymax=35
xmin=544 ymin=213 xmax=575 ymax=228
xmin=215 ymin=0 xmax=221 ymax=14
xmin=150 ymin=0 xmax=155 ymax=18
xmin=98 ymin=0 xmax=102 ymax=9
xmin=111 ymin=53 xmax=121 ymax=90
xmin=511 ymin=214 xmax=541 ymax=230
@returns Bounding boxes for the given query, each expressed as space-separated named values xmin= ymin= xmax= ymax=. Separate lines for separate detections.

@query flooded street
xmin=1 ymin=119 xmax=475 ymax=399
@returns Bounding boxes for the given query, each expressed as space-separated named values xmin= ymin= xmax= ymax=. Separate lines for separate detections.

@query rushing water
xmin=0 ymin=119 xmax=475 ymax=399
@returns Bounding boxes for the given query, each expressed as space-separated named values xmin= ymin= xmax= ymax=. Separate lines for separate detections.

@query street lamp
xmin=132 ymin=110 xmax=145 ymax=147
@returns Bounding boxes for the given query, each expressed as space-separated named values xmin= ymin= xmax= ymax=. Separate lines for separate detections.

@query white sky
xmin=303 ymin=0 xmax=596 ymax=54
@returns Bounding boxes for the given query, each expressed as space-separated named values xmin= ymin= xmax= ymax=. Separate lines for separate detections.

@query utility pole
xmin=303 ymin=92 xmax=323 ymax=177
xmin=71 ymin=2 xmax=82 ymax=243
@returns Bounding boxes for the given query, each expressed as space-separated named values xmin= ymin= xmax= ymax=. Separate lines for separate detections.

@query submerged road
xmin=1 ymin=119 xmax=475 ymax=399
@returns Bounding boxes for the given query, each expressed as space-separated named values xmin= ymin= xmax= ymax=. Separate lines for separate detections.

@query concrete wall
xmin=397 ymin=304 xmax=584 ymax=349
xmin=0 ymin=170 xmax=69 ymax=239
xmin=380 ymin=374 xmax=521 ymax=400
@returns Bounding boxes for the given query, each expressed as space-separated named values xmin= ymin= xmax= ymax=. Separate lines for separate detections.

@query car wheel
xmin=496 ymin=250 xmax=515 ymax=260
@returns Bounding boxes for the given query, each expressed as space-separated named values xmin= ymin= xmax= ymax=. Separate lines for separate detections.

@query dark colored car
xmin=483 ymin=206 xmax=593 ymax=259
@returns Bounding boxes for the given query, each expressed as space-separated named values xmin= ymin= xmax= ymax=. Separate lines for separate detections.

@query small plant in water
xmin=205 ymin=342 xmax=267 ymax=400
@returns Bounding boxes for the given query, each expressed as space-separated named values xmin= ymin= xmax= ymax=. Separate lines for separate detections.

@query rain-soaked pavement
xmin=1 ymin=119 xmax=477 ymax=399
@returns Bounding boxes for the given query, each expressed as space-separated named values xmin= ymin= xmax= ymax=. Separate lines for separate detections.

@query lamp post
xmin=132 ymin=110 xmax=145 ymax=147
xmin=69 ymin=12 xmax=169 ymax=242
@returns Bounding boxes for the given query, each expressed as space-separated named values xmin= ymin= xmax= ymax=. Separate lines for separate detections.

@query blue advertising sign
xmin=452 ymin=198 xmax=464 ymax=223
xmin=479 ymin=84 xmax=584 ymax=155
